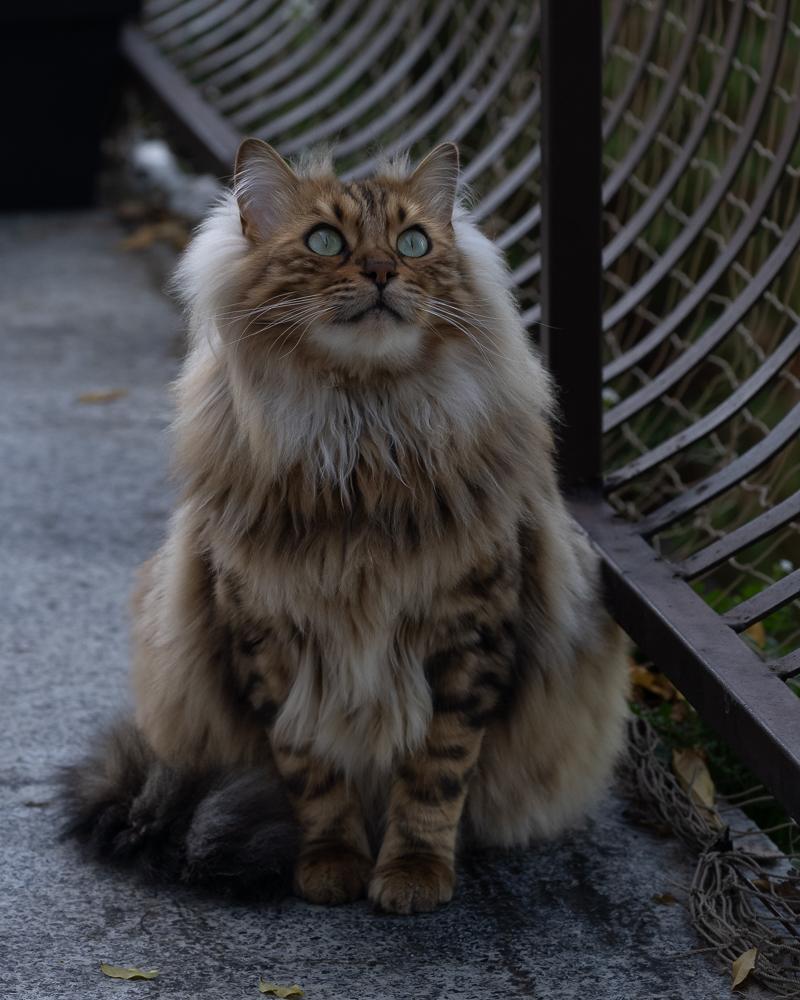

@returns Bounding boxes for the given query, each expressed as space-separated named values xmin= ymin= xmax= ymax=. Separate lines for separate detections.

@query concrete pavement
xmin=0 ymin=211 xmax=759 ymax=999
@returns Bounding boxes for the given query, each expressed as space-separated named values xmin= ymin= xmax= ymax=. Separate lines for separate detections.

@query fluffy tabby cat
xmin=63 ymin=140 xmax=628 ymax=914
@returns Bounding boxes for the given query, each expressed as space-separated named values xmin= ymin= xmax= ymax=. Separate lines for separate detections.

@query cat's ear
xmin=409 ymin=142 xmax=460 ymax=224
xmin=234 ymin=138 xmax=299 ymax=241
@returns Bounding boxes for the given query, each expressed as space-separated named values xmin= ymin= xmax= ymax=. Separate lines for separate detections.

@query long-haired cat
xmin=63 ymin=140 xmax=629 ymax=913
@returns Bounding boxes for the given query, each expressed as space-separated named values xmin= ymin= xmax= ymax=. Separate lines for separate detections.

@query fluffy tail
xmin=61 ymin=719 xmax=299 ymax=899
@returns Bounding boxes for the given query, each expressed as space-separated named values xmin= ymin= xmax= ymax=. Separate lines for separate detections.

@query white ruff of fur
xmin=308 ymin=319 xmax=424 ymax=367
xmin=172 ymin=193 xmax=557 ymax=775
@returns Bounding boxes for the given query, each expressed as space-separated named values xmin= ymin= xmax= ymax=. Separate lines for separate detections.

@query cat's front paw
xmin=368 ymin=854 xmax=456 ymax=914
xmin=294 ymin=844 xmax=373 ymax=906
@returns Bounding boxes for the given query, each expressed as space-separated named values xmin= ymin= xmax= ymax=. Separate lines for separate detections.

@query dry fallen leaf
xmin=670 ymin=700 xmax=690 ymax=724
xmin=745 ymin=621 xmax=767 ymax=648
xmin=652 ymin=892 xmax=679 ymax=906
xmin=258 ymin=979 xmax=304 ymax=997
xmin=731 ymin=948 xmax=757 ymax=989
xmin=672 ymin=748 xmax=724 ymax=830
xmin=120 ymin=221 xmax=189 ymax=252
xmin=630 ymin=663 xmax=677 ymax=701
xmin=77 ymin=389 xmax=128 ymax=405
xmin=99 ymin=964 xmax=159 ymax=981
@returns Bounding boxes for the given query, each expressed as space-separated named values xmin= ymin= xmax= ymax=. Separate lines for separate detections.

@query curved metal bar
xmin=172 ymin=0 xmax=279 ymax=67
xmin=280 ymin=0 xmax=457 ymax=154
xmin=500 ymin=202 xmax=540 ymax=254
xmin=245 ymin=1 xmax=417 ymax=136
xmin=499 ymin=1 xmax=733 ymax=289
xmin=335 ymin=0 xmax=499 ymax=164
xmin=602 ymin=0 xmax=788 ymax=353
xmin=211 ymin=0 xmax=363 ymax=100
xmin=235 ymin=1 xmax=399 ymax=128
xmin=465 ymin=0 xmax=625 ymax=196
xmin=470 ymin=0 xmax=626 ymax=226
xmin=462 ymin=92 xmax=540 ymax=188
xmin=343 ymin=0 xmax=527 ymax=177
xmin=676 ymin=491 xmax=800 ymax=581
xmin=156 ymin=0 xmax=255 ymax=53
xmin=601 ymin=0 xmax=747 ymax=271
xmin=638 ymin=404 xmax=800 ymax=538
xmin=203 ymin=0 xmax=359 ymax=88
xmin=432 ymin=10 xmax=540 ymax=145
xmin=601 ymin=0 xmax=630 ymax=65
xmin=510 ymin=249 xmax=541 ymax=287
xmin=600 ymin=1 xmax=706 ymax=209
xmin=472 ymin=147 xmax=539 ymax=223
xmin=605 ymin=324 xmax=800 ymax=491
xmin=604 ymin=202 xmax=800 ymax=433
xmin=520 ymin=303 xmax=540 ymax=329
xmin=604 ymin=133 xmax=800 ymax=385
xmin=723 ymin=569 xmax=800 ymax=632
xmin=147 ymin=0 xmax=221 ymax=39
xmin=181 ymin=0 xmax=290 ymax=76
xmin=601 ymin=0 xmax=668 ymax=145
xmin=494 ymin=0 xmax=673 ymax=267
xmin=144 ymin=0 xmax=183 ymax=18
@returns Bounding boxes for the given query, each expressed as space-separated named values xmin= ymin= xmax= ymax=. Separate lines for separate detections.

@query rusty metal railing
xmin=122 ymin=0 xmax=800 ymax=821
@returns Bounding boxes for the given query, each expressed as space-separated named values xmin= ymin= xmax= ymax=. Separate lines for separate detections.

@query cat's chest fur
xmin=223 ymin=547 xmax=438 ymax=775
xmin=215 ymin=465 xmax=514 ymax=775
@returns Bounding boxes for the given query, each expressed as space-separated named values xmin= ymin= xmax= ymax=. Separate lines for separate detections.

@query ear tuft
xmin=409 ymin=142 xmax=460 ymax=224
xmin=234 ymin=138 xmax=299 ymax=241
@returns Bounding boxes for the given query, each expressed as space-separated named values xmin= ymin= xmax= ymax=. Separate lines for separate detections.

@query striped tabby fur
xmin=63 ymin=141 xmax=628 ymax=913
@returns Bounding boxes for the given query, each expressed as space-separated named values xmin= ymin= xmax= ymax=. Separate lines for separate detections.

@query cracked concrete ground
xmin=0 ymin=211 xmax=765 ymax=999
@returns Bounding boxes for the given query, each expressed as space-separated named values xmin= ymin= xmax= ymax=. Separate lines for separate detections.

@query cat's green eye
xmin=397 ymin=228 xmax=430 ymax=258
xmin=307 ymin=226 xmax=344 ymax=256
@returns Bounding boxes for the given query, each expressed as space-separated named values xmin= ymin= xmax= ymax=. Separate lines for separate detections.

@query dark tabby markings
xmin=395 ymin=820 xmax=433 ymax=852
xmin=397 ymin=205 xmax=407 ymax=224
xmin=269 ymin=735 xmax=373 ymax=904
xmin=251 ymin=699 xmax=279 ymax=727
xmin=238 ymin=631 xmax=267 ymax=656
xmin=281 ymin=767 xmax=341 ymax=801
xmin=426 ymin=743 xmax=469 ymax=761
xmin=305 ymin=771 xmax=343 ymax=801
xmin=431 ymin=691 xmax=482 ymax=717
xmin=397 ymin=767 xmax=464 ymax=806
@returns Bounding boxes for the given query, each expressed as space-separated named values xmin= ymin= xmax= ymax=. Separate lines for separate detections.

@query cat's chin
xmin=307 ymin=317 xmax=425 ymax=371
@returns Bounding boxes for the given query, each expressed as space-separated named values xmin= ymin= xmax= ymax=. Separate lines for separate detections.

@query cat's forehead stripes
xmin=319 ymin=179 xmax=411 ymax=234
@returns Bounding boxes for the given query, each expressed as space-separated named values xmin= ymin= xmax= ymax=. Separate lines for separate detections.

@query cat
xmin=63 ymin=139 xmax=629 ymax=914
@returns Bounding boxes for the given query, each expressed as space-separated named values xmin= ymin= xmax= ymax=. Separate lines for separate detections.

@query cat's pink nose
xmin=361 ymin=258 xmax=397 ymax=288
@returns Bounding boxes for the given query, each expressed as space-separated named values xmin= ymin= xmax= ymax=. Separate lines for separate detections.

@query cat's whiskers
xmin=219 ymin=295 xmax=324 ymax=344
xmin=427 ymin=297 xmax=497 ymax=325
xmin=263 ymin=305 xmax=329 ymax=361
xmin=215 ymin=292 xmax=320 ymax=321
xmin=422 ymin=304 xmax=494 ymax=365
xmin=226 ymin=299 xmax=324 ymax=349
xmin=277 ymin=306 xmax=332 ymax=361
xmin=424 ymin=298 xmax=517 ymax=365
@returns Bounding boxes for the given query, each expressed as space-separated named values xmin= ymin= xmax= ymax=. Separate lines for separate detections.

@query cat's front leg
xmin=370 ymin=605 xmax=517 ymax=914
xmin=271 ymin=739 xmax=373 ymax=905
xmin=368 ymin=705 xmax=485 ymax=914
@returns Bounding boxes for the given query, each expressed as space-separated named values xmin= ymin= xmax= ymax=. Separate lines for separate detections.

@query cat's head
xmin=226 ymin=139 xmax=474 ymax=378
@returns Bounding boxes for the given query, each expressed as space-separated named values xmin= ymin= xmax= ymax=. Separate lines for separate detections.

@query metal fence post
xmin=540 ymin=0 xmax=604 ymax=490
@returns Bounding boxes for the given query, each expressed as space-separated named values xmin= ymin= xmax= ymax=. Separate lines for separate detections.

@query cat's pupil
xmin=397 ymin=228 xmax=429 ymax=258
xmin=308 ymin=226 xmax=344 ymax=256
